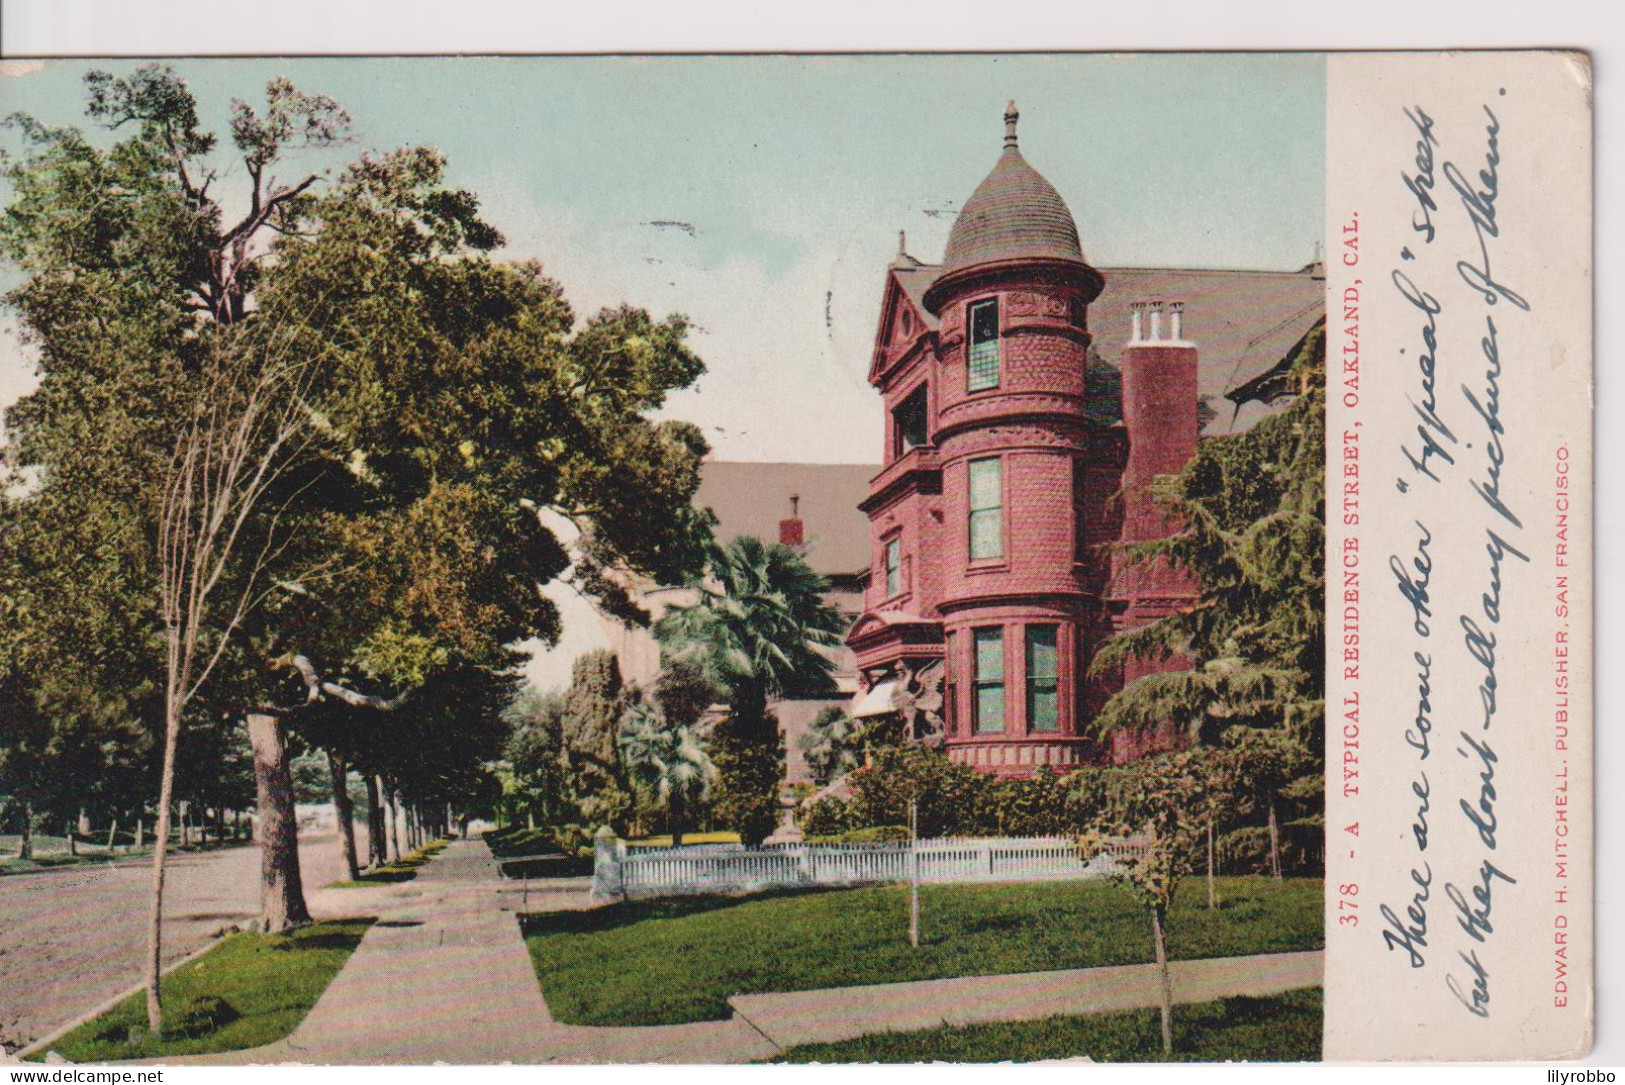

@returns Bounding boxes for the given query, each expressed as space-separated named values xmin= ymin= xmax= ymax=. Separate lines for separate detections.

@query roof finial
xmin=1004 ymin=100 xmax=1019 ymax=149
xmin=898 ymin=229 xmax=907 ymax=256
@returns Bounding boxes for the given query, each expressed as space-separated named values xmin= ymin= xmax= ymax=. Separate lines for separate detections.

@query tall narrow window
xmin=892 ymin=385 xmax=929 ymax=458
xmin=968 ymin=457 xmax=1003 ymax=560
xmin=973 ymin=627 xmax=1005 ymax=733
xmin=1026 ymin=625 xmax=1059 ymax=732
xmin=884 ymin=538 xmax=901 ymax=597
xmin=967 ymin=298 xmax=1000 ymax=391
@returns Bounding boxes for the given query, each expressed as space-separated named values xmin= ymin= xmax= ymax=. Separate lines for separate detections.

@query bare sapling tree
xmin=148 ymin=327 xmax=321 ymax=1033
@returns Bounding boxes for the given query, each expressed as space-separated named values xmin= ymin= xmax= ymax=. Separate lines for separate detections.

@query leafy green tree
xmin=1089 ymin=322 xmax=1326 ymax=753
xmin=2 ymin=65 xmax=713 ymax=957
xmin=617 ymin=698 xmax=716 ymax=844
xmin=654 ymin=536 xmax=845 ymax=844
xmin=1098 ymin=751 xmax=1207 ymax=1056
xmin=1221 ymin=724 xmax=1312 ymax=879
xmin=1088 ymin=324 xmax=1326 ymax=908
xmin=502 ymin=687 xmax=569 ymax=830
xmin=653 ymin=656 xmax=719 ymax=732
xmin=799 ymin=706 xmax=864 ymax=787
xmin=559 ymin=650 xmax=634 ymax=832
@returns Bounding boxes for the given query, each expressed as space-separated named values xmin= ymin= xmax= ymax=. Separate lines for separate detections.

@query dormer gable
xmin=868 ymin=261 xmax=941 ymax=386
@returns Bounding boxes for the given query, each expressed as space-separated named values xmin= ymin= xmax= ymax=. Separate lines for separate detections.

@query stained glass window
xmin=967 ymin=299 xmax=999 ymax=391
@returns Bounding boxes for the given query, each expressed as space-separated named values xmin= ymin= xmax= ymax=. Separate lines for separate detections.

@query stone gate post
xmin=590 ymin=825 xmax=624 ymax=904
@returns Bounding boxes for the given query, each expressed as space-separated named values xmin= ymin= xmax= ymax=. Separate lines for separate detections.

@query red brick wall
xmin=855 ymin=269 xmax=1204 ymax=776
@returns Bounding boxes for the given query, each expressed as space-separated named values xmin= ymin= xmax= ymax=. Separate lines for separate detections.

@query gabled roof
xmin=868 ymin=263 xmax=939 ymax=384
xmin=892 ymin=267 xmax=940 ymax=330
xmin=873 ymin=260 xmax=1324 ymax=436
xmin=695 ymin=461 xmax=878 ymax=576
xmin=1090 ymin=264 xmax=1324 ymax=436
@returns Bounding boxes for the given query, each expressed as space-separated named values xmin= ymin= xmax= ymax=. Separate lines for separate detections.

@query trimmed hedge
xmin=799 ymin=746 xmax=1322 ymax=875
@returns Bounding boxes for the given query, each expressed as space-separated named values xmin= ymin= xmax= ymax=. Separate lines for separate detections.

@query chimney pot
xmin=780 ymin=493 xmax=804 ymax=547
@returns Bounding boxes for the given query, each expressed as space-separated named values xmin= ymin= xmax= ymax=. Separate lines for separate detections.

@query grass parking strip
xmin=768 ymin=987 xmax=1323 ymax=1063
xmin=33 ymin=918 xmax=375 ymax=1062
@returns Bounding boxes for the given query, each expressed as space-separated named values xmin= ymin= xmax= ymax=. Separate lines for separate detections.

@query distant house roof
xmin=695 ymin=461 xmax=879 ymax=576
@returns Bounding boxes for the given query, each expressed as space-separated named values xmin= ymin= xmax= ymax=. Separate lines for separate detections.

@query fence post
xmin=908 ymin=801 xmax=920 ymax=948
xmin=590 ymin=825 xmax=625 ymax=905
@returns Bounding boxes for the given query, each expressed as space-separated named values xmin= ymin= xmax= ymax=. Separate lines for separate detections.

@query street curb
xmin=10 ymin=933 xmax=233 ymax=1062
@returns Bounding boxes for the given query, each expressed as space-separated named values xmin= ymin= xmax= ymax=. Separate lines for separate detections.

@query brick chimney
xmin=778 ymin=494 xmax=805 ymax=547
xmin=1120 ymin=300 xmax=1199 ymax=543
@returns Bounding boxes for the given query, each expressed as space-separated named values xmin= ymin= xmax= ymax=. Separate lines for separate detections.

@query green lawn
xmin=482 ymin=826 xmax=593 ymax=877
xmin=36 ymin=919 xmax=374 ymax=1062
xmin=771 ymin=988 xmax=1323 ymax=1063
xmin=521 ymin=876 xmax=1322 ymax=1026
xmin=325 ymin=839 xmax=447 ymax=889
xmin=483 ymin=825 xmax=552 ymax=857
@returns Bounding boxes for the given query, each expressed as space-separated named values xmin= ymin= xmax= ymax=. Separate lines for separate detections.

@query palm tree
xmin=618 ymin=700 xmax=717 ymax=844
xmin=654 ymin=535 xmax=846 ymax=843
xmin=800 ymin=706 xmax=866 ymax=787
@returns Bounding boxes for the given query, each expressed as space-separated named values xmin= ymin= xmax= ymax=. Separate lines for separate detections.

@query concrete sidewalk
xmin=729 ymin=950 xmax=1324 ymax=1049
xmin=128 ymin=841 xmax=1321 ymax=1065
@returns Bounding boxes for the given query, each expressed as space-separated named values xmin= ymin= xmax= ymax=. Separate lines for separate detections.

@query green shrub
xmin=800 ymin=795 xmax=861 ymax=837
xmin=848 ymin=745 xmax=997 ymax=837
xmin=990 ymin=767 xmax=1072 ymax=835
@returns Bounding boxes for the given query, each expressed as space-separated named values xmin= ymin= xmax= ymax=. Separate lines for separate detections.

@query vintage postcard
xmin=0 ymin=51 xmax=1593 ymax=1067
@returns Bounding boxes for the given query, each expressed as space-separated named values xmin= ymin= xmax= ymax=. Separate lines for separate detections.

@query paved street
xmin=0 ymin=831 xmax=358 ymax=1052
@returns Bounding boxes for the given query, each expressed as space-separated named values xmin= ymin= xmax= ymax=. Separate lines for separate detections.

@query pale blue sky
xmin=0 ymin=54 xmax=1324 ymax=465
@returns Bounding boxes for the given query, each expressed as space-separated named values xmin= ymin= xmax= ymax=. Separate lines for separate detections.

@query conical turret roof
xmin=941 ymin=102 xmax=1086 ymax=274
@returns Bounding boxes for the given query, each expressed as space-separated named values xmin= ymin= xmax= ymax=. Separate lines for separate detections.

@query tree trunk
xmin=135 ymin=818 xmax=144 ymax=849
xmin=246 ymin=713 xmax=311 ymax=933
xmin=364 ymin=774 xmax=387 ymax=868
xmin=19 ymin=803 xmax=32 ymax=861
xmin=1151 ymin=904 xmax=1174 ymax=1056
xmin=108 ymin=819 xmax=119 ymax=852
xmin=67 ymin=824 xmax=77 ymax=857
xmin=328 ymin=750 xmax=361 ymax=882
xmin=387 ymin=788 xmax=402 ymax=863
xmin=1267 ymin=801 xmax=1283 ymax=880
xmin=1206 ymin=819 xmax=1217 ymax=909
xmin=146 ymin=699 xmax=183 ymax=1032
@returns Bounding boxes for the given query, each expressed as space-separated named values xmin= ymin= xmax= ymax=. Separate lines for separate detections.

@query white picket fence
xmin=594 ymin=834 xmax=1150 ymax=901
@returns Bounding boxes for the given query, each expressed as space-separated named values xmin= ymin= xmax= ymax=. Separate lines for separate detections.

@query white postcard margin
xmin=1323 ymin=50 xmax=1594 ymax=1061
